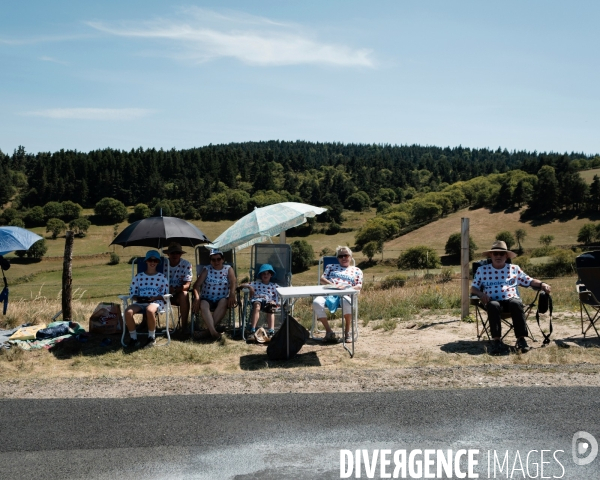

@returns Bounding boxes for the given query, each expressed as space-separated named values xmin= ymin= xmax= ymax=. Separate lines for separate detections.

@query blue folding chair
xmin=119 ymin=256 xmax=174 ymax=346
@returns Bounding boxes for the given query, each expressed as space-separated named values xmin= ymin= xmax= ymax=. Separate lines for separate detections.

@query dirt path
xmin=1 ymin=313 xmax=599 ymax=399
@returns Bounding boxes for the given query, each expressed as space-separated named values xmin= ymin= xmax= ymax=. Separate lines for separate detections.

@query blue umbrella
xmin=0 ymin=227 xmax=42 ymax=315
xmin=0 ymin=227 xmax=43 ymax=255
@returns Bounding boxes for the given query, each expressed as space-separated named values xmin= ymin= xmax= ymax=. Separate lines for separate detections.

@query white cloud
xmin=23 ymin=108 xmax=154 ymax=120
xmin=86 ymin=8 xmax=374 ymax=68
xmin=39 ymin=56 xmax=69 ymax=66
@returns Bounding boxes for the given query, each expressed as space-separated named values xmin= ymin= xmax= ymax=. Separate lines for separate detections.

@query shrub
xmin=320 ymin=247 xmax=334 ymax=257
xmin=8 ymin=218 xmax=25 ymax=228
xmin=346 ymin=191 xmax=371 ymax=211
xmin=69 ymin=217 xmax=91 ymax=237
xmin=94 ymin=197 xmax=128 ymax=224
xmin=439 ymin=268 xmax=453 ymax=283
xmin=539 ymin=235 xmax=554 ymax=247
xmin=46 ymin=218 xmax=66 ymax=239
xmin=495 ymin=231 xmax=516 ymax=250
xmin=326 ymin=222 xmax=341 ymax=235
xmin=398 ymin=246 xmax=441 ymax=269
xmin=43 ymin=201 xmax=63 ymax=220
xmin=376 ymin=201 xmax=391 ymax=214
xmin=380 ymin=274 xmax=407 ymax=289
xmin=61 ymin=201 xmax=82 ymax=221
xmin=24 ymin=206 xmax=45 ymax=227
xmin=577 ymin=224 xmax=597 ymax=244
xmin=291 ymin=240 xmax=314 ymax=273
xmin=108 ymin=252 xmax=120 ymax=265
xmin=444 ymin=233 xmax=477 ymax=261
xmin=26 ymin=239 xmax=48 ymax=259
xmin=363 ymin=241 xmax=382 ymax=262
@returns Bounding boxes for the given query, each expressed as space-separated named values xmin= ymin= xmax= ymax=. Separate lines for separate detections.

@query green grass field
xmin=2 ymin=205 xmax=589 ymax=304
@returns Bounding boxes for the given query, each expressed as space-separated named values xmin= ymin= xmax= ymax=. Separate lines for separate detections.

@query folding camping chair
xmin=191 ymin=247 xmax=238 ymax=335
xmin=118 ymin=256 xmax=174 ymax=347
xmin=310 ymin=255 xmax=359 ymax=340
xmin=470 ymin=258 xmax=538 ymax=342
xmin=575 ymin=251 xmax=600 ymax=339
xmin=238 ymin=243 xmax=292 ymax=339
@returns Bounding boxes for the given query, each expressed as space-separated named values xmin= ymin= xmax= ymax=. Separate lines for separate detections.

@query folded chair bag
xmin=267 ymin=314 xmax=309 ymax=360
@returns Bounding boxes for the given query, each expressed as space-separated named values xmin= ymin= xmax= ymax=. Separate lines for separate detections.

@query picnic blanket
xmin=9 ymin=321 xmax=86 ymax=350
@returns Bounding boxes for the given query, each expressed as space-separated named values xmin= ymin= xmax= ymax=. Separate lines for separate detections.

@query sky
xmin=1 ymin=0 xmax=598 ymax=156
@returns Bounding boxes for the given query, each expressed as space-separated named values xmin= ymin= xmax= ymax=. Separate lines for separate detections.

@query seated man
xmin=125 ymin=250 xmax=169 ymax=349
xmin=163 ymin=242 xmax=192 ymax=331
xmin=470 ymin=241 xmax=551 ymax=355
xmin=192 ymin=249 xmax=237 ymax=340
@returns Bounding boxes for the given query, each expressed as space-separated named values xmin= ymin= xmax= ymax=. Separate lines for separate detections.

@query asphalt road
xmin=0 ymin=387 xmax=599 ymax=479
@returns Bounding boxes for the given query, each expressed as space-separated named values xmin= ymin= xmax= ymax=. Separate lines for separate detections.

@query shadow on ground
xmin=440 ymin=340 xmax=488 ymax=355
xmin=240 ymin=351 xmax=321 ymax=370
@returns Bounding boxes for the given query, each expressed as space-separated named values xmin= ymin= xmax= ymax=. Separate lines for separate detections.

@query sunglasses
xmin=491 ymin=252 xmax=506 ymax=257
xmin=210 ymin=257 xmax=223 ymax=262
xmin=337 ymin=254 xmax=350 ymax=259
xmin=146 ymin=258 xmax=159 ymax=263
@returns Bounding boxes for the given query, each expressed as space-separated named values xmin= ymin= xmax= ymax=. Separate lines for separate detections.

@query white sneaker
xmin=344 ymin=332 xmax=353 ymax=343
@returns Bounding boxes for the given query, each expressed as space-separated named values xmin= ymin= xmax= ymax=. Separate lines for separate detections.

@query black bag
xmin=267 ymin=314 xmax=309 ymax=360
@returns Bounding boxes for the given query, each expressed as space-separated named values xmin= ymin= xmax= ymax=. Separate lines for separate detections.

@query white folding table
xmin=276 ymin=285 xmax=358 ymax=358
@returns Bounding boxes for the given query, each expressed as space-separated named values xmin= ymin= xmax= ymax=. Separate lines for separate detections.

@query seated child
xmin=238 ymin=263 xmax=279 ymax=337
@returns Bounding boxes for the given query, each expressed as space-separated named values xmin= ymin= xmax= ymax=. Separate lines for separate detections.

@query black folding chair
xmin=471 ymin=258 xmax=538 ymax=342
xmin=575 ymin=251 xmax=600 ymax=339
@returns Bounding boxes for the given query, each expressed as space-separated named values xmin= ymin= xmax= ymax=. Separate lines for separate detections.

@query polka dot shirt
xmin=201 ymin=264 xmax=232 ymax=302
xmin=471 ymin=264 xmax=532 ymax=301
xmin=247 ymin=281 xmax=278 ymax=303
xmin=323 ymin=264 xmax=363 ymax=289
xmin=168 ymin=258 xmax=193 ymax=287
xmin=130 ymin=272 xmax=169 ymax=308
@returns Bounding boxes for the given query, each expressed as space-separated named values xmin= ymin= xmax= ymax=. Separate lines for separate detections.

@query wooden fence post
xmin=461 ymin=218 xmax=470 ymax=320
xmin=62 ymin=231 xmax=74 ymax=321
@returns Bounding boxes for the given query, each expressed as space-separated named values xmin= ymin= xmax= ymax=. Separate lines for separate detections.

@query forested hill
xmin=1 ymin=142 xmax=598 ymax=221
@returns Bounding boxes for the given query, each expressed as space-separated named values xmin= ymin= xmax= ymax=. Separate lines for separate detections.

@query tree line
xmin=1 ymin=142 xmax=598 ymax=223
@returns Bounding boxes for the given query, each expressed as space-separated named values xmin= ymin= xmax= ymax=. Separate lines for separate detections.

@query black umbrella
xmin=110 ymin=217 xmax=210 ymax=249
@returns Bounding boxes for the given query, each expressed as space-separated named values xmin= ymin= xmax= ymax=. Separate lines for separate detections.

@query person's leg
xmin=173 ymin=292 xmax=190 ymax=330
xmin=200 ymin=300 xmax=220 ymax=338
xmin=250 ymin=302 xmax=261 ymax=329
xmin=313 ymin=296 xmax=332 ymax=331
xmin=507 ymin=298 xmax=531 ymax=352
xmin=313 ymin=296 xmax=335 ymax=341
xmin=486 ymin=301 xmax=503 ymax=339
xmin=125 ymin=305 xmax=143 ymax=336
xmin=212 ymin=298 xmax=229 ymax=325
xmin=266 ymin=312 xmax=275 ymax=331
xmin=507 ymin=298 xmax=527 ymax=338
xmin=341 ymin=297 xmax=353 ymax=335
xmin=145 ymin=303 xmax=158 ymax=339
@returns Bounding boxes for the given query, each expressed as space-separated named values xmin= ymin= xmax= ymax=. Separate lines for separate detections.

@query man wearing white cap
xmin=471 ymin=240 xmax=551 ymax=355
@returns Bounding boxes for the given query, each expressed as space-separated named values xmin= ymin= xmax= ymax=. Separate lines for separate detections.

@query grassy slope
xmin=4 ymin=205 xmax=592 ymax=302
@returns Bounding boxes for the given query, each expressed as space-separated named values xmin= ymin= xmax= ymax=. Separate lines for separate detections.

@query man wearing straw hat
xmin=163 ymin=242 xmax=193 ymax=332
xmin=471 ymin=240 xmax=551 ymax=355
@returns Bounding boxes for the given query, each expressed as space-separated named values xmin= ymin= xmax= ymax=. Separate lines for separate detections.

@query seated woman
xmin=192 ymin=249 xmax=237 ymax=339
xmin=125 ymin=250 xmax=169 ymax=349
xmin=313 ymin=246 xmax=363 ymax=343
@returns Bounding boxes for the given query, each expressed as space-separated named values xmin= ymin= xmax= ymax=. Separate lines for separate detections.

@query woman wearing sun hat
xmin=471 ymin=240 xmax=551 ymax=355
xmin=163 ymin=242 xmax=193 ymax=332
xmin=124 ymin=249 xmax=169 ymax=349
xmin=192 ymin=249 xmax=237 ymax=340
